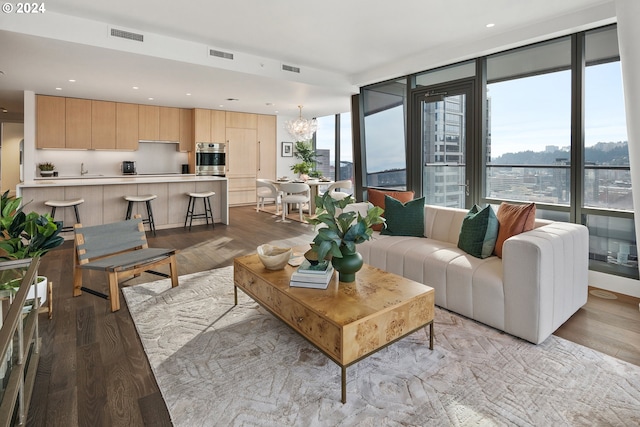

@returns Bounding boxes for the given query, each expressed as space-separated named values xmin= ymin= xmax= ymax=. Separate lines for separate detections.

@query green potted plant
xmin=306 ymin=192 xmax=384 ymax=282
xmin=290 ymin=141 xmax=319 ymax=179
xmin=38 ymin=162 xmax=56 ymax=177
xmin=0 ymin=191 xmax=64 ymax=303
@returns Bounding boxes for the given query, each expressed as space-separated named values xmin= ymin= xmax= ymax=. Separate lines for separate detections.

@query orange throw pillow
xmin=494 ymin=202 xmax=536 ymax=258
xmin=367 ymin=188 xmax=415 ymax=231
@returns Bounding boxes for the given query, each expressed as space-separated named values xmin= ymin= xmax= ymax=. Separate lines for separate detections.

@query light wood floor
xmin=28 ymin=205 xmax=640 ymax=426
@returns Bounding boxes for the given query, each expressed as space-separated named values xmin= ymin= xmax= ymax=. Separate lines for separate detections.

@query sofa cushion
xmin=367 ymin=188 xmax=415 ymax=231
xmin=458 ymin=204 xmax=499 ymax=259
xmin=494 ymin=202 xmax=536 ymax=258
xmin=380 ymin=195 xmax=425 ymax=237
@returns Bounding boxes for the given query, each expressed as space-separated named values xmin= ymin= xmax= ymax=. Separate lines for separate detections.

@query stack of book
xmin=289 ymin=259 xmax=334 ymax=289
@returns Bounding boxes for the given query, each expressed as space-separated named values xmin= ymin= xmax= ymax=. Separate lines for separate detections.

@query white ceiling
xmin=0 ymin=0 xmax=616 ymax=122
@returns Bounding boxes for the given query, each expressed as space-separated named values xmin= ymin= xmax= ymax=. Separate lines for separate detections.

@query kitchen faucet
xmin=81 ymin=163 xmax=88 ymax=176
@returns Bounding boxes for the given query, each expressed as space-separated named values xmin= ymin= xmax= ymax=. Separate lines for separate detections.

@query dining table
xmin=274 ymin=179 xmax=334 ymax=214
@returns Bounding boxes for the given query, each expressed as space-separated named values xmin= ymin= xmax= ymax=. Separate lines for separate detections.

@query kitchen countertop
xmin=18 ymin=174 xmax=227 ymax=188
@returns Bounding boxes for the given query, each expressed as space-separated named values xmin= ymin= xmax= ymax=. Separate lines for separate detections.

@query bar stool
xmin=44 ymin=198 xmax=84 ymax=232
xmin=124 ymin=194 xmax=157 ymax=236
xmin=184 ymin=191 xmax=215 ymax=231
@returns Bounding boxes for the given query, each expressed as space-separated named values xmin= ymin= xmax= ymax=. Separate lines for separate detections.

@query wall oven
xmin=196 ymin=143 xmax=226 ymax=176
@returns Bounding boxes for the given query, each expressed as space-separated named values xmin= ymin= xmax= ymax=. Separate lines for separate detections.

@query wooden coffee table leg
xmin=341 ymin=366 xmax=347 ymax=404
xmin=429 ymin=322 xmax=434 ymax=350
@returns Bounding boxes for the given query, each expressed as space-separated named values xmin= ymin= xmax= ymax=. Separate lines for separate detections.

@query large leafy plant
xmin=306 ymin=192 xmax=384 ymax=262
xmin=0 ymin=190 xmax=64 ymax=261
xmin=290 ymin=141 xmax=319 ymax=176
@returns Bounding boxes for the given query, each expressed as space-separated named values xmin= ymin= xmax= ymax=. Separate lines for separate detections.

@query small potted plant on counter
xmin=38 ymin=162 xmax=56 ymax=177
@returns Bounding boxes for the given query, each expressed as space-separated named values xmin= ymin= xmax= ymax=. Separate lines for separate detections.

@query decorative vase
xmin=331 ymin=247 xmax=363 ymax=283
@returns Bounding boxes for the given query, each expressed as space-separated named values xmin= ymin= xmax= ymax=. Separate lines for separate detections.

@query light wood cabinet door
xmin=178 ymin=108 xmax=193 ymax=152
xmin=91 ymin=100 xmax=116 ymax=149
xmin=36 ymin=95 xmax=65 ymax=149
xmin=65 ymin=98 xmax=91 ymax=149
xmin=139 ymin=105 xmax=160 ymax=140
xmin=257 ymin=114 xmax=277 ymax=180
xmin=159 ymin=106 xmax=180 ymax=141
xmin=211 ymin=110 xmax=226 ymax=143
xmin=193 ymin=108 xmax=211 ymax=143
xmin=227 ymin=127 xmax=257 ymax=205
xmin=226 ymin=128 xmax=257 ymax=177
xmin=116 ymin=103 xmax=139 ymax=150
xmin=226 ymin=111 xmax=257 ymax=129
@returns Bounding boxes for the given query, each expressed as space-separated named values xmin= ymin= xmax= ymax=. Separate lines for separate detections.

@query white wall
xmin=0 ymin=122 xmax=23 ymax=196
xmin=276 ymin=115 xmax=298 ymax=179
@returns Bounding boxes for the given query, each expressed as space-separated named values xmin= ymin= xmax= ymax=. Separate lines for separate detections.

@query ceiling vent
xmin=210 ymin=49 xmax=234 ymax=60
xmin=282 ymin=64 xmax=301 ymax=74
xmin=110 ymin=27 xmax=144 ymax=42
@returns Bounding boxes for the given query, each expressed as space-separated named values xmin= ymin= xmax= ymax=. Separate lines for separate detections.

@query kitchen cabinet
xmin=211 ymin=110 xmax=226 ymax=142
xmin=91 ymin=100 xmax=116 ymax=149
xmin=179 ymin=108 xmax=193 ymax=153
xmin=193 ymin=109 xmax=211 ymax=142
xmin=226 ymin=111 xmax=257 ymax=129
xmin=193 ymin=109 xmax=226 ymax=143
xmin=65 ymin=98 xmax=91 ymax=149
xmin=36 ymin=95 xmax=65 ymax=149
xmin=116 ymin=103 xmax=139 ymax=150
xmin=226 ymin=127 xmax=257 ymax=205
xmin=256 ymin=114 xmax=277 ymax=180
xmin=138 ymin=105 xmax=160 ymax=141
xmin=159 ymin=106 xmax=180 ymax=141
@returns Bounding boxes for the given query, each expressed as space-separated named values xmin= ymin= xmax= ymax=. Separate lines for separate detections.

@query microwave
xmin=195 ymin=143 xmax=226 ymax=176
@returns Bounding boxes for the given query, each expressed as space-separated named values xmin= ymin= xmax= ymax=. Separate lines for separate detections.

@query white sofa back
xmin=424 ymin=205 xmax=552 ymax=244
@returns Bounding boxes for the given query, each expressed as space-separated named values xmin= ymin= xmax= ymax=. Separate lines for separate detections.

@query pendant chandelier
xmin=285 ymin=105 xmax=318 ymax=142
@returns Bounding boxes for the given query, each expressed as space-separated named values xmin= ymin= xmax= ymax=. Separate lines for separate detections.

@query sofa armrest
xmin=502 ymin=222 xmax=589 ymax=344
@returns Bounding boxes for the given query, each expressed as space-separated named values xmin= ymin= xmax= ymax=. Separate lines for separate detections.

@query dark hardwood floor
xmin=28 ymin=205 xmax=640 ymax=426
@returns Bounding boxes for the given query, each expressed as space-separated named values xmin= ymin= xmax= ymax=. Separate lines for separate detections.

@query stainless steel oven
xmin=196 ymin=142 xmax=226 ymax=176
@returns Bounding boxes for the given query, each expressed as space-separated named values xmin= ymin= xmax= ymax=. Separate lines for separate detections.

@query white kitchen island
xmin=17 ymin=174 xmax=228 ymax=232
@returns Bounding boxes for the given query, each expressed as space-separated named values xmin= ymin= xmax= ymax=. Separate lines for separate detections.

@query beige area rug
xmin=122 ymin=267 xmax=640 ymax=426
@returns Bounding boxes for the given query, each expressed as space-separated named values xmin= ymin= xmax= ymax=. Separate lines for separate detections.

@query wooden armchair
xmin=73 ymin=216 xmax=178 ymax=312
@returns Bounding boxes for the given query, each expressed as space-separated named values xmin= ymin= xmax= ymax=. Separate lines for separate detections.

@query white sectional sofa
xmin=357 ymin=204 xmax=589 ymax=344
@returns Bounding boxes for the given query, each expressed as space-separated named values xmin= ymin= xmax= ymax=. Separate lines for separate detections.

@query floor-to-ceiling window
xmin=314 ymin=112 xmax=354 ymax=194
xmin=361 ymin=79 xmax=408 ymax=190
xmin=484 ymin=37 xmax=573 ymax=224
xmin=358 ymin=24 xmax=636 ymax=279
xmin=582 ymin=26 xmax=636 ymax=278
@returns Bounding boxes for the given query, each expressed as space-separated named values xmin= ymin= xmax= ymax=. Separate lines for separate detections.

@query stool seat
xmin=124 ymin=194 xmax=157 ymax=203
xmin=45 ymin=198 xmax=84 ymax=208
xmin=45 ymin=198 xmax=84 ymax=232
xmin=184 ymin=192 xmax=215 ymax=231
xmin=124 ymin=194 xmax=158 ymax=236
xmin=187 ymin=191 xmax=216 ymax=198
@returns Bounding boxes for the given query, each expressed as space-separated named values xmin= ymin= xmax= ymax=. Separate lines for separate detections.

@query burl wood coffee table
xmin=233 ymin=253 xmax=435 ymax=403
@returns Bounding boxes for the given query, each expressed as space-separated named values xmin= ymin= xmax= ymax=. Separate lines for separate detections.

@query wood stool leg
xmin=108 ymin=272 xmax=120 ymax=312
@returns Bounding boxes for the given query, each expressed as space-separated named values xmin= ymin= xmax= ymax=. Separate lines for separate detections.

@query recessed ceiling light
xmin=133 ymin=86 xmax=139 ymax=90
xmin=186 ymin=93 xmax=191 ymax=96
xmin=486 ymin=23 xmax=495 ymax=28
xmin=148 ymin=97 xmax=154 ymax=100
xmin=55 ymin=87 xmax=62 ymax=91
xmin=219 ymin=104 xmax=224 ymax=108
xmin=69 ymin=79 xmax=76 ymax=83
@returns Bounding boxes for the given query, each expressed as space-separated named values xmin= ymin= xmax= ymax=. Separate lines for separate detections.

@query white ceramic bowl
xmin=257 ymin=244 xmax=292 ymax=270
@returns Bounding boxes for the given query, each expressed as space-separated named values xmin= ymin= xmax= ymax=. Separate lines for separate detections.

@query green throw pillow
xmin=457 ymin=204 xmax=499 ymax=259
xmin=380 ymin=195 xmax=425 ymax=237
